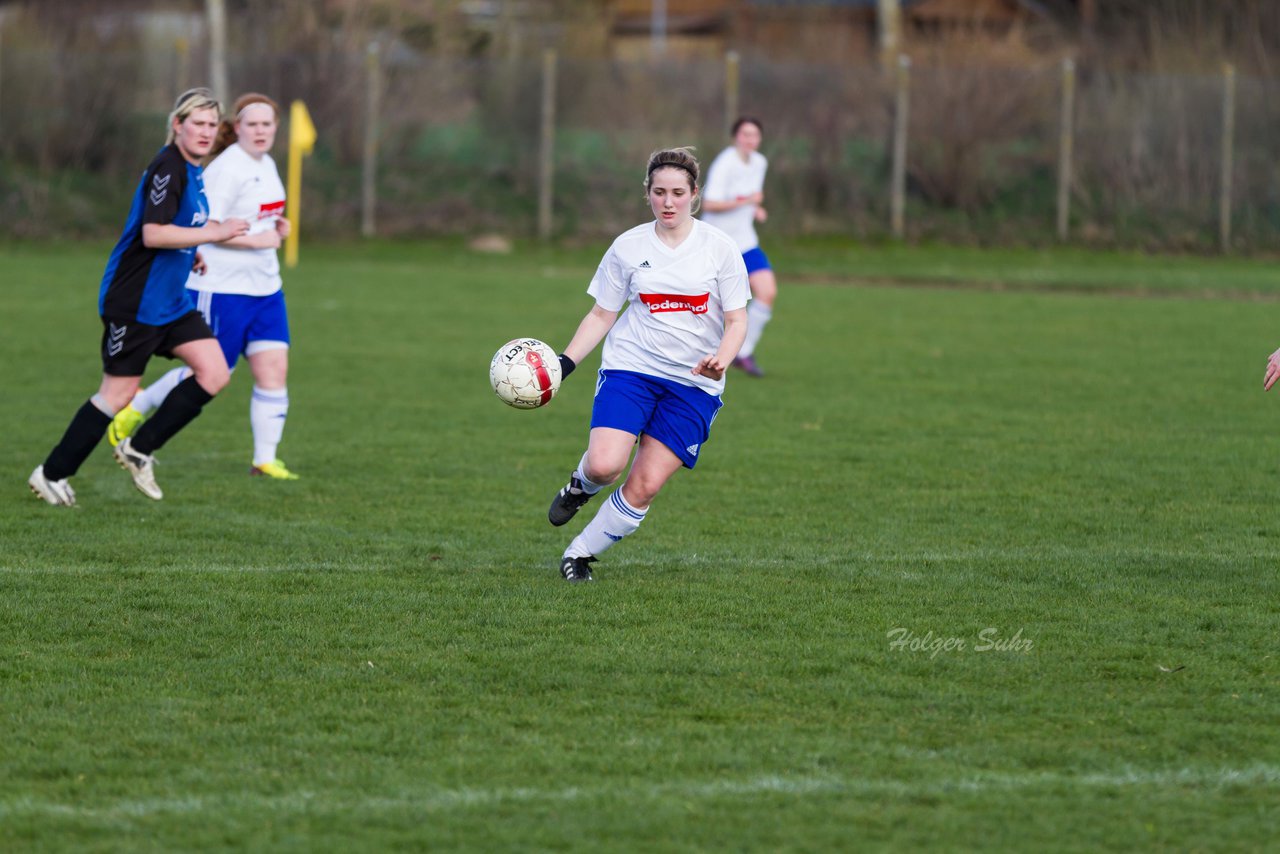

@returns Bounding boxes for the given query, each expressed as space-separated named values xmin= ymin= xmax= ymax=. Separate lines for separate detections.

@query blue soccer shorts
xmin=590 ymin=369 xmax=724 ymax=469
xmin=191 ymin=289 xmax=291 ymax=369
xmin=742 ymin=246 xmax=772 ymax=274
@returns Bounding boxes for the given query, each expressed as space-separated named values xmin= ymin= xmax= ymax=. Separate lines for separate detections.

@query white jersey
xmin=699 ymin=146 xmax=768 ymax=252
xmin=188 ymin=142 xmax=286 ymax=296
xmin=589 ymin=219 xmax=750 ymax=396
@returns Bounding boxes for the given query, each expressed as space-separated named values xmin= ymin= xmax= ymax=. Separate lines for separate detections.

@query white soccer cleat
xmin=113 ymin=437 xmax=163 ymax=500
xmin=29 ymin=465 xmax=76 ymax=506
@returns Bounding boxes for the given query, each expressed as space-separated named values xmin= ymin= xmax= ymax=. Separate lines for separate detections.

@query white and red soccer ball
xmin=489 ymin=338 xmax=561 ymax=409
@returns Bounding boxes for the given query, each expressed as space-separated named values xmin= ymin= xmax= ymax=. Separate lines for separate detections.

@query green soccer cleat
xmin=250 ymin=460 xmax=300 ymax=480
xmin=107 ymin=403 xmax=145 ymax=447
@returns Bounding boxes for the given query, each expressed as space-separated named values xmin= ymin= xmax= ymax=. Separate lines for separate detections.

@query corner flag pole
xmin=285 ymin=100 xmax=316 ymax=269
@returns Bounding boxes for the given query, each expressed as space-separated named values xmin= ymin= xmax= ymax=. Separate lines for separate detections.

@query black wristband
xmin=558 ymin=354 xmax=576 ymax=379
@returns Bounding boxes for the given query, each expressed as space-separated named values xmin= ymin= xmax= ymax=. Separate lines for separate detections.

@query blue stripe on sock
xmin=610 ymin=490 xmax=645 ymax=521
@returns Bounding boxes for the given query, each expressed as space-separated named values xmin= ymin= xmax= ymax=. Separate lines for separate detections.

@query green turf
xmin=2 ymin=240 xmax=1278 ymax=851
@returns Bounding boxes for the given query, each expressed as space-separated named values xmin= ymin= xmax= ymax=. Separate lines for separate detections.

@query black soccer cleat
xmin=560 ymin=555 xmax=596 ymax=582
xmin=548 ymin=475 xmax=594 ymax=527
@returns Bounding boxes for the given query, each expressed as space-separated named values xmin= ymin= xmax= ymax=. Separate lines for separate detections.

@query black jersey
xmin=98 ymin=145 xmax=209 ymax=325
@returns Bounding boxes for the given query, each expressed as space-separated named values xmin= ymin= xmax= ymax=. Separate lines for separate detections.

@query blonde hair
xmin=166 ymin=87 xmax=222 ymax=145
xmin=643 ymin=147 xmax=701 ymax=213
xmin=211 ymin=92 xmax=280 ymax=159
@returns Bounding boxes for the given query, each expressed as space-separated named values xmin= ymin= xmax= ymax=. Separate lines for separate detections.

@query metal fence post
xmin=538 ymin=48 xmax=557 ymax=241
xmin=724 ymin=50 xmax=740 ymax=137
xmin=1219 ymin=62 xmax=1236 ymax=253
xmin=361 ymin=42 xmax=381 ymax=239
xmin=1057 ymin=57 xmax=1076 ymax=242
xmin=891 ymin=53 xmax=910 ymax=239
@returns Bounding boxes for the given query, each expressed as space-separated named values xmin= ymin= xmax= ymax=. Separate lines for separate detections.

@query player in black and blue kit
xmin=28 ymin=88 xmax=249 ymax=505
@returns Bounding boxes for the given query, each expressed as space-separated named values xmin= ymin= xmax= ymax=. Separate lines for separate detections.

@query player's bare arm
xmin=1264 ymin=347 xmax=1280 ymax=390
xmin=219 ymin=228 xmax=282 ymax=251
xmin=693 ymin=308 xmax=748 ymax=380
xmin=562 ymin=304 xmax=618 ymax=365
xmin=142 ymin=218 xmax=249 ymax=249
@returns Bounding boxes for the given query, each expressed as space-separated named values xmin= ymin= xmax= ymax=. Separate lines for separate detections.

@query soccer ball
xmin=489 ymin=338 xmax=561 ymax=409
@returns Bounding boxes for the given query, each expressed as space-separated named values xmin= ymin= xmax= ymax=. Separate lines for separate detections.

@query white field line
xmin=4 ymin=546 xmax=1280 ymax=575
xmin=2 ymin=764 xmax=1277 ymax=823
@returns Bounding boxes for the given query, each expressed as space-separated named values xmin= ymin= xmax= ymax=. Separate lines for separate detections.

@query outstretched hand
xmin=692 ymin=354 xmax=726 ymax=381
xmin=1265 ymin=348 xmax=1280 ymax=391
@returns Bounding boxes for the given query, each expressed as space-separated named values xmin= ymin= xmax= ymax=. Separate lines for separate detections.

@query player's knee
xmin=195 ymin=363 xmax=231 ymax=395
xmin=584 ymin=452 xmax=626 ymax=486
xmin=751 ymin=275 xmax=777 ymax=305
xmin=620 ymin=479 xmax=659 ymax=511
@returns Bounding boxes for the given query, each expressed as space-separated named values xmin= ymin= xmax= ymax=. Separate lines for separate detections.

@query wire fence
xmin=3 ymin=40 xmax=1280 ymax=253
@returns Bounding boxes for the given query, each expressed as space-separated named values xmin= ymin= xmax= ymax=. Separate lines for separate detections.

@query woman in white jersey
xmin=546 ymin=148 xmax=750 ymax=582
xmin=110 ymin=92 xmax=299 ymax=480
xmin=700 ymin=116 xmax=775 ymax=378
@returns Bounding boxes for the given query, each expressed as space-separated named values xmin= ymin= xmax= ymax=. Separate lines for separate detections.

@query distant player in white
xmin=546 ymin=148 xmax=750 ymax=582
xmin=700 ymin=116 xmax=775 ymax=378
xmin=110 ymin=93 xmax=300 ymax=480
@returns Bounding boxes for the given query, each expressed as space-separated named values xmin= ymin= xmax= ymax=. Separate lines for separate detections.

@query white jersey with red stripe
xmin=588 ymin=219 xmax=750 ymax=396
xmin=188 ymin=142 xmax=286 ymax=296
xmin=699 ymin=145 xmax=768 ymax=252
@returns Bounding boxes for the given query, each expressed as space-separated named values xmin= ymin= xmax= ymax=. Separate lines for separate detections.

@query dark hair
xmin=643 ymin=148 xmax=701 ymax=214
xmin=644 ymin=147 xmax=700 ymax=193
xmin=731 ymin=116 xmax=764 ymax=136
xmin=211 ymin=92 xmax=280 ymax=159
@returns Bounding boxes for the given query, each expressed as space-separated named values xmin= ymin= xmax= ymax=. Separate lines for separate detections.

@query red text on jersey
xmin=639 ymin=292 xmax=710 ymax=314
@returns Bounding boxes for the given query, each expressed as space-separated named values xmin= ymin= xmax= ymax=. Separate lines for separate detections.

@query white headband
xmin=237 ymin=102 xmax=276 ymax=121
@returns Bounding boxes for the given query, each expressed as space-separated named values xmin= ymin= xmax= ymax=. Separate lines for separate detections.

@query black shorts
xmin=100 ymin=310 xmax=214 ymax=376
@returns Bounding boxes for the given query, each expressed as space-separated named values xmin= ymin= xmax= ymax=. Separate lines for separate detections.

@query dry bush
xmin=905 ymin=62 xmax=1055 ymax=211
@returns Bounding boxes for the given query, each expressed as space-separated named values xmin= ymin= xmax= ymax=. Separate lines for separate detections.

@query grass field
xmin=2 ymin=239 xmax=1279 ymax=851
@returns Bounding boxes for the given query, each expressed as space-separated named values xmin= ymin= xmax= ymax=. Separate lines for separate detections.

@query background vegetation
xmin=4 ymin=1 xmax=1280 ymax=250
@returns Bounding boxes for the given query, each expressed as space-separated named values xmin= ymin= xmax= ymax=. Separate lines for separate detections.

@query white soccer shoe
xmin=29 ymin=465 xmax=76 ymax=506
xmin=113 ymin=437 xmax=163 ymax=500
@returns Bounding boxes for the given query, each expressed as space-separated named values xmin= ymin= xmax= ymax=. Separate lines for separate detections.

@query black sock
xmin=43 ymin=400 xmax=112 ymax=481
xmin=132 ymin=376 xmax=214 ymax=455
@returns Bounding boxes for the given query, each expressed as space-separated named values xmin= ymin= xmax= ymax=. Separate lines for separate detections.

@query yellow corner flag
xmin=285 ymin=100 xmax=317 ymax=268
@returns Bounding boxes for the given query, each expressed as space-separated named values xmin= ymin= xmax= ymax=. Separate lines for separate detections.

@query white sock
xmin=573 ymin=451 xmax=605 ymax=494
xmin=251 ymin=386 xmax=289 ymax=466
xmin=564 ymin=489 xmax=647 ymax=559
xmin=738 ymin=301 xmax=773 ymax=359
xmin=132 ymin=367 xmax=191 ymax=415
